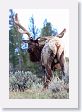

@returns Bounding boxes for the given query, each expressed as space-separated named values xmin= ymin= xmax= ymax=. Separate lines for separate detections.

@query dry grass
xmin=9 ymin=83 xmax=69 ymax=99
xmin=9 ymin=88 xmax=51 ymax=99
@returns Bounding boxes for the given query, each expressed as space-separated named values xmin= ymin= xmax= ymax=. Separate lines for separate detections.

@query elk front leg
xmin=44 ymin=64 xmax=53 ymax=88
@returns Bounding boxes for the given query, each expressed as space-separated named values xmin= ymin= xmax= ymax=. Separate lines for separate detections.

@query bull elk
xmin=14 ymin=13 xmax=66 ymax=88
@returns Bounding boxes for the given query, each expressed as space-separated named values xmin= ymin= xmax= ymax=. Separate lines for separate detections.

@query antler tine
xmin=15 ymin=13 xmax=19 ymax=23
xmin=57 ymin=28 xmax=66 ymax=38
xmin=14 ymin=13 xmax=31 ymax=38
xmin=14 ymin=13 xmax=20 ymax=30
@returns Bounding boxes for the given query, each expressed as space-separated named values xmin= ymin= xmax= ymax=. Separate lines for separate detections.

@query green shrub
xmin=9 ymin=71 xmax=43 ymax=91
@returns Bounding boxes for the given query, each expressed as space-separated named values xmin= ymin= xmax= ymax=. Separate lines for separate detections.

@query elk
xmin=14 ymin=13 xmax=66 ymax=88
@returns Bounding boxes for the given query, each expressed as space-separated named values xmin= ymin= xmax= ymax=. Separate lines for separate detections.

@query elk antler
xmin=57 ymin=28 xmax=66 ymax=38
xmin=14 ymin=13 xmax=31 ymax=37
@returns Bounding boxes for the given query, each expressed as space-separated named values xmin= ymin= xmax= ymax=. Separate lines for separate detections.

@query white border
xmin=0 ymin=0 xmax=78 ymax=108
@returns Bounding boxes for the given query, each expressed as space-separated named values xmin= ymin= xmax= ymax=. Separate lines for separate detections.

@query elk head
xmin=28 ymin=38 xmax=42 ymax=62
xmin=14 ymin=13 xmax=42 ymax=62
xmin=27 ymin=37 xmax=38 ymax=52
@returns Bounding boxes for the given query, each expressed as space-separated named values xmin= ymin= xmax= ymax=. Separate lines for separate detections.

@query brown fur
xmin=28 ymin=38 xmax=65 ymax=88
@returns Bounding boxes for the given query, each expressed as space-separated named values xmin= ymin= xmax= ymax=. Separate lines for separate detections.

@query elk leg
xmin=59 ymin=52 xmax=65 ymax=80
xmin=44 ymin=64 xmax=52 ymax=88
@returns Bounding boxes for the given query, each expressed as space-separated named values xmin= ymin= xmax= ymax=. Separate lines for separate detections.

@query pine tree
xmin=41 ymin=19 xmax=57 ymax=37
xmin=28 ymin=15 xmax=40 ymax=39
xmin=9 ymin=9 xmax=22 ymax=72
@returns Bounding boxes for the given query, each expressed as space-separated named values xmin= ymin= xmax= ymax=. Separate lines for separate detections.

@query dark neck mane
xmin=29 ymin=45 xmax=43 ymax=62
